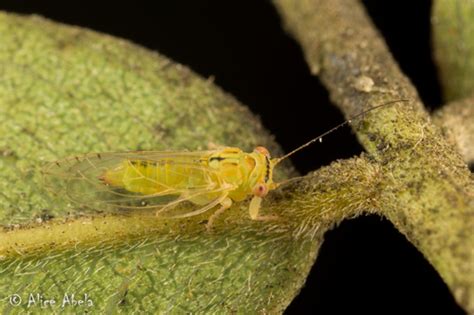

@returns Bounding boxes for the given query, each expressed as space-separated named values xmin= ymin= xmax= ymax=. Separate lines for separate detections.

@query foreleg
xmin=248 ymin=196 xmax=279 ymax=221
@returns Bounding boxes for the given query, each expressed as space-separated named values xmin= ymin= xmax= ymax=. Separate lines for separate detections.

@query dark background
xmin=0 ymin=1 xmax=466 ymax=314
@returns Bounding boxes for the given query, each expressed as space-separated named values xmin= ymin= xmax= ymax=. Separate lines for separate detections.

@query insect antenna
xmin=272 ymin=99 xmax=410 ymax=165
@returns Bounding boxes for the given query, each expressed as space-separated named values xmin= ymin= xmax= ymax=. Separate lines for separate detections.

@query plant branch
xmin=434 ymin=97 xmax=474 ymax=164
xmin=273 ymin=0 xmax=474 ymax=312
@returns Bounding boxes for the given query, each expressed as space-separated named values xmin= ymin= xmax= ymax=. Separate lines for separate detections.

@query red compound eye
xmin=254 ymin=146 xmax=270 ymax=158
xmin=253 ymin=183 xmax=268 ymax=197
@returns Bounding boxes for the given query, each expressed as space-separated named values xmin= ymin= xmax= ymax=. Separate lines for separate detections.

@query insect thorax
xmin=207 ymin=147 xmax=270 ymax=201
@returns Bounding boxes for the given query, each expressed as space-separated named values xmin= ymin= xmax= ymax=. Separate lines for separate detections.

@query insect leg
xmin=248 ymin=196 xmax=279 ymax=221
xmin=206 ymin=197 xmax=232 ymax=231
xmin=155 ymin=185 xmax=232 ymax=217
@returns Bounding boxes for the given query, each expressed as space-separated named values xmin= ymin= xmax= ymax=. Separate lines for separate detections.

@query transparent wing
xmin=42 ymin=151 xmax=233 ymax=217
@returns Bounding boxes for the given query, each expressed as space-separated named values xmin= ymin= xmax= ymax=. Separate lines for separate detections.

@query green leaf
xmin=433 ymin=0 xmax=474 ymax=101
xmin=0 ymin=11 xmax=335 ymax=314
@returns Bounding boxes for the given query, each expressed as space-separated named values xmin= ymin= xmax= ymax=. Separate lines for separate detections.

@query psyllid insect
xmin=43 ymin=99 xmax=408 ymax=230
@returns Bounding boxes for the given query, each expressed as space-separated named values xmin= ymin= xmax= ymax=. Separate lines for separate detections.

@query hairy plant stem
xmin=274 ymin=0 xmax=474 ymax=312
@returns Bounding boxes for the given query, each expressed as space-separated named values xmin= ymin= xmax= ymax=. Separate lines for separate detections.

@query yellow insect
xmin=43 ymin=100 xmax=407 ymax=230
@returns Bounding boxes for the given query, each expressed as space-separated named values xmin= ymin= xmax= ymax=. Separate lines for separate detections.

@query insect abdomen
xmin=102 ymin=159 xmax=210 ymax=195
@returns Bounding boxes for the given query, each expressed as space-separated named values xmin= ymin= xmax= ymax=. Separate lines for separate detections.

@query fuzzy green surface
xmin=0 ymin=12 xmax=317 ymax=314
